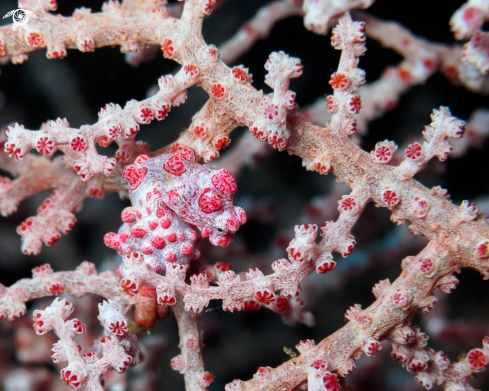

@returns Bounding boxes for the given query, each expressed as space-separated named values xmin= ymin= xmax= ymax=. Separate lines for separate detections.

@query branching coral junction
xmin=0 ymin=1 xmax=489 ymax=391
xmin=34 ymin=297 xmax=139 ymax=391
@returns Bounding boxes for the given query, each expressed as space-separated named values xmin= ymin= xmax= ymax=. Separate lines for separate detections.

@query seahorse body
xmin=105 ymin=147 xmax=246 ymax=271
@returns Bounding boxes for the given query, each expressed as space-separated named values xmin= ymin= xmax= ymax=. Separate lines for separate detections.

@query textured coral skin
xmin=105 ymin=148 xmax=246 ymax=270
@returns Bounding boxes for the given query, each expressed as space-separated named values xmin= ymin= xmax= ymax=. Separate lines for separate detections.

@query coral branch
xmin=0 ymin=262 xmax=134 ymax=320
xmin=0 ymin=131 xmax=129 ymax=255
xmin=210 ymin=131 xmax=270 ymax=178
xmin=120 ymin=248 xmax=316 ymax=318
xmin=464 ymin=30 xmax=489 ymax=74
xmin=232 ymin=241 xmax=462 ymax=391
xmin=450 ymin=0 xmax=489 ymax=40
xmin=452 ymin=108 xmax=489 ymax=157
xmin=250 ymin=51 xmax=302 ymax=150
xmin=219 ymin=0 xmax=304 ymax=64
xmin=0 ymin=153 xmax=56 ymax=217
xmin=5 ymin=66 xmax=196 ymax=181
xmin=303 ymin=0 xmax=375 ymax=35
xmin=450 ymin=0 xmax=489 ymax=78
xmin=419 ymin=337 xmax=489 ymax=390
xmin=168 ymin=99 xmax=240 ymax=163
xmin=388 ymin=322 xmax=489 ymax=390
xmin=170 ymin=300 xmax=212 ymax=391
xmin=395 ymin=107 xmax=465 ymax=181
xmin=0 ymin=1 xmax=170 ymax=61
xmin=33 ymin=297 xmax=139 ymax=391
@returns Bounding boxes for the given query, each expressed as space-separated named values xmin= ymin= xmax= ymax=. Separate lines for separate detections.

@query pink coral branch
xmin=163 ymin=99 xmax=240 ymax=163
xmin=304 ymin=12 xmax=489 ymax=133
xmin=231 ymin=241 xmax=460 ymax=391
xmin=120 ymin=249 xmax=316 ymax=316
xmin=388 ymin=322 xmax=489 ymax=390
xmin=463 ymin=30 xmax=489 ymax=74
xmin=0 ymin=262 xmax=134 ymax=321
xmin=302 ymin=0 xmax=375 ymax=35
xmin=0 ymin=0 xmax=171 ymax=62
xmin=251 ymin=51 xmax=303 ymax=150
xmin=219 ymin=0 xmax=304 ymax=64
xmin=361 ymin=13 xmax=459 ymax=82
xmin=362 ymin=12 xmax=489 ymax=94
xmin=170 ymin=300 xmax=213 ymax=391
xmin=33 ymin=297 xmax=138 ymax=391
xmin=17 ymin=186 xmax=84 ymax=255
xmin=0 ymin=150 xmax=127 ymax=255
xmin=394 ymin=107 xmax=465 ymax=181
xmin=450 ymin=0 xmax=489 ymax=40
xmin=452 ymin=108 xmax=489 ymax=157
xmin=0 ymin=153 xmax=56 ymax=217
xmin=4 ymin=66 xmax=197 ymax=181
xmin=450 ymin=0 xmax=489 ymax=79
xmin=304 ymin=13 xmax=483 ymax=133
xmin=210 ymin=131 xmax=270 ymax=178
xmin=197 ymin=261 xmax=315 ymax=325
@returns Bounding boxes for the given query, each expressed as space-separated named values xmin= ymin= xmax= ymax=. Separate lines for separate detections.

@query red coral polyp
xmin=254 ymin=289 xmax=275 ymax=305
xmin=108 ymin=320 xmax=128 ymax=335
xmin=467 ymin=349 xmax=487 ymax=369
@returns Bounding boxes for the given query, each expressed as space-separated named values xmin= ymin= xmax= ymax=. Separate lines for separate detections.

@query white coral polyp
xmin=97 ymin=300 xmax=128 ymax=335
